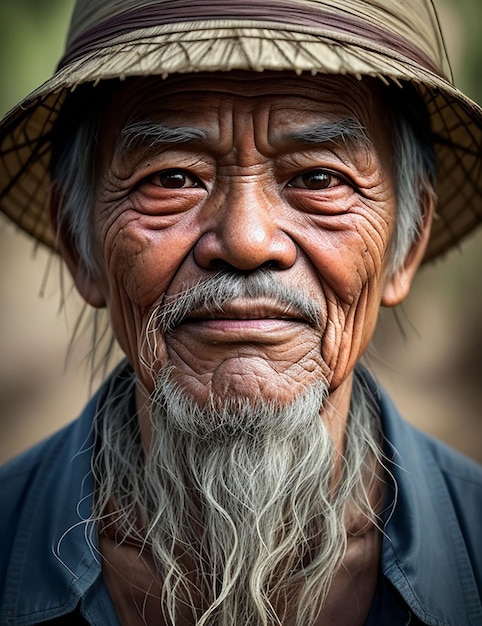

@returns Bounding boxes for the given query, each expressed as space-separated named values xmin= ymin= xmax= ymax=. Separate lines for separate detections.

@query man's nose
xmin=193 ymin=181 xmax=298 ymax=271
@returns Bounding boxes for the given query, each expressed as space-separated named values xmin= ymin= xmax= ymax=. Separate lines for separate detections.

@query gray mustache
xmin=149 ymin=271 xmax=325 ymax=334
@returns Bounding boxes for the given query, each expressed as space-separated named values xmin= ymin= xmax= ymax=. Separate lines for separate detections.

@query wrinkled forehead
xmin=100 ymin=71 xmax=389 ymax=146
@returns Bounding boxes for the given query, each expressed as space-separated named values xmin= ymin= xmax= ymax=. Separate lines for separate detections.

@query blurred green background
xmin=0 ymin=0 xmax=481 ymax=463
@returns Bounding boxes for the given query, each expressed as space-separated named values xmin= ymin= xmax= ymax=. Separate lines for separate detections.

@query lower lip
xmin=177 ymin=318 xmax=305 ymax=339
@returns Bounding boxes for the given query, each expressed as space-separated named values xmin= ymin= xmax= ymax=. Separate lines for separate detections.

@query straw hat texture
xmin=0 ymin=0 xmax=481 ymax=262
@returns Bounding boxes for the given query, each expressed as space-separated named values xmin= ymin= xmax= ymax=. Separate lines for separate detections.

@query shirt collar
xmin=1 ymin=364 xmax=133 ymax=625
xmin=376 ymin=380 xmax=482 ymax=625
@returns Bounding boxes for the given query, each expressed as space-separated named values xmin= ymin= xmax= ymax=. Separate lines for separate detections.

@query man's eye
xmin=288 ymin=169 xmax=342 ymax=190
xmin=149 ymin=169 xmax=201 ymax=189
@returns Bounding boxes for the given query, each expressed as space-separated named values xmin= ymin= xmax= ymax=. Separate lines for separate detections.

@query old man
xmin=1 ymin=0 xmax=481 ymax=624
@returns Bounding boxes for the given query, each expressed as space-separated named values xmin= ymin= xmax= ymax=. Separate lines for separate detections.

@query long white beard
xmin=94 ymin=365 xmax=382 ymax=625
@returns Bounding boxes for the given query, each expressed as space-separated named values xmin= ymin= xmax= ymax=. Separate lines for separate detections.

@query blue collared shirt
xmin=1 ymin=363 xmax=481 ymax=625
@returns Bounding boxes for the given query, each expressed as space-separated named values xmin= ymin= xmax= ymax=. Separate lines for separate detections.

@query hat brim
xmin=1 ymin=21 xmax=481 ymax=262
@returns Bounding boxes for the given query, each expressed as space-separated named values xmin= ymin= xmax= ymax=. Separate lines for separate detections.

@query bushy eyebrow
xmin=119 ymin=121 xmax=206 ymax=151
xmin=283 ymin=118 xmax=370 ymax=147
xmin=116 ymin=118 xmax=369 ymax=156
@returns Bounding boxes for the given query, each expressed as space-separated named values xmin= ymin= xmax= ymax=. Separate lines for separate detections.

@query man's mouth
xmin=175 ymin=299 xmax=313 ymax=340
xmin=182 ymin=299 xmax=311 ymax=323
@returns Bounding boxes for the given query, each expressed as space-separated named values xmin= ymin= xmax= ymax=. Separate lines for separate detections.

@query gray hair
xmin=51 ymin=80 xmax=436 ymax=279
xmin=384 ymin=84 xmax=436 ymax=274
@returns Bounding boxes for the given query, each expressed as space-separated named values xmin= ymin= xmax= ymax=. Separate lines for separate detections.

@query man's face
xmin=80 ymin=72 xmax=405 ymax=404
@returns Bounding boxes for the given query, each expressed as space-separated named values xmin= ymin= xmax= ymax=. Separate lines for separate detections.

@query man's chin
xmin=151 ymin=364 xmax=329 ymax=441
xmin=163 ymin=358 xmax=328 ymax=411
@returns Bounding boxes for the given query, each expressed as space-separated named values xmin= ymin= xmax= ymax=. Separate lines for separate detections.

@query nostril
xmin=209 ymin=259 xmax=237 ymax=271
xmin=259 ymin=260 xmax=281 ymax=271
xmin=209 ymin=259 xmax=282 ymax=272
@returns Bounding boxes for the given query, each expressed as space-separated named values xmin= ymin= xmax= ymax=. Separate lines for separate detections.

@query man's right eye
xmin=148 ymin=168 xmax=202 ymax=189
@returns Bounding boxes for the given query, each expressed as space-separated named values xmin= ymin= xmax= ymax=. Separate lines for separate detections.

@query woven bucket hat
xmin=0 ymin=0 xmax=481 ymax=263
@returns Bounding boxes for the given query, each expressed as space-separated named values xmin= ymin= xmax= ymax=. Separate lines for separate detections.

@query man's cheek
xmin=105 ymin=244 xmax=163 ymax=310
xmin=322 ymin=286 xmax=379 ymax=391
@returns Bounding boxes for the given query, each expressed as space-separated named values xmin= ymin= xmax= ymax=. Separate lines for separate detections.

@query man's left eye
xmin=149 ymin=169 xmax=201 ymax=189
xmin=288 ymin=169 xmax=343 ymax=190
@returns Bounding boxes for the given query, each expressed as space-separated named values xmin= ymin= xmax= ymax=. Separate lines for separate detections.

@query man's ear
xmin=381 ymin=193 xmax=435 ymax=308
xmin=48 ymin=184 xmax=107 ymax=309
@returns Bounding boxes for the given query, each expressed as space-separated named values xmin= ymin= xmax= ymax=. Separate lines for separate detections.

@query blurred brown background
xmin=0 ymin=0 xmax=481 ymax=464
